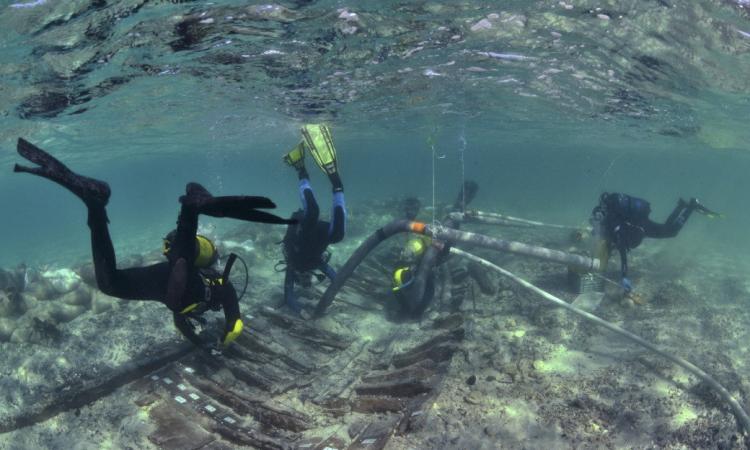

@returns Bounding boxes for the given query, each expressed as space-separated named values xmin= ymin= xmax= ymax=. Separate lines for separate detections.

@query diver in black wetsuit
xmin=390 ymin=180 xmax=479 ymax=318
xmin=279 ymin=124 xmax=346 ymax=315
xmin=591 ymin=192 xmax=719 ymax=293
xmin=13 ymin=138 xmax=292 ymax=349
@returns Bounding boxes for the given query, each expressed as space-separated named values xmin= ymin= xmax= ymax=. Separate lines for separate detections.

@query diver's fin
xmin=185 ymin=182 xmax=213 ymax=199
xmin=693 ymin=201 xmax=723 ymax=219
xmin=17 ymin=138 xmax=70 ymax=173
xmin=225 ymin=209 xmax=296 ymax=225
xmin=14 ymin=163 xmax=47 ymax=177
xmin=14 ymin=138 xmax=110 ymax=207
xmin=301 ymin=124 xmax=337 ymax=176
xmin=198 ymin=195 xmax=277 ymax=211
xmin=283 ymin=142 xmax=306 ymax=170
xmin=453 ymin=180 xmax=479 ymax=210
xmin=195 ymin=196 xmax=295 ymax=224
xmin=179 ymin=182 xmax=214 ymax=210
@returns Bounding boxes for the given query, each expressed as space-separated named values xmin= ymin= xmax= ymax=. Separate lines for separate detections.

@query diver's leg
xmin=326 ymin=163 xmax=346 ymax=243
xmin=284 ymin=267 xmax=301 ymax=313
xmin=88 ymin=204 xmax=169 ymax=300
xmin=13 ymin=138 xmax=110 ymax=207
xmin=12 ymin=140 xmax=169 ymax=301
xmin=644 ymin=199 xmax=693 ymax=238
xmin=88 ymin=205 xmax=117 ymax=292
xmin=299 ymin=179 xmax=320 ymax=229
xmin=285 ymin=144 xmax=319 ymax=227
xmin=171 ymin=203 xmax=200 ymax=266
xmin=421 ymin=274 xmax=436 ymax=312
xmin=23 ymin=141 xmax=150 ymax=298
xmin=165 ymin=257 xmax=188 ymax=311
xmin=328 ymin=191 xmax=346 ymax=243
xmin=328 ymin=172 xmax=344 ymax=193
xmin=320 ymin=262 xmax=336 ymax=282
xmin=215 ymin=284 xmax=242 ymax=345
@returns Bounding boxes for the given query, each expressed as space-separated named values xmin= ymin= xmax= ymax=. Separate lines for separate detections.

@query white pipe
xmin=451 ymin=210 xmax=588 ymax=231
xmin=450 ymin=247 xmax=750 ymax=436
xmin=426 ymin=224 xmax=600 ymax=271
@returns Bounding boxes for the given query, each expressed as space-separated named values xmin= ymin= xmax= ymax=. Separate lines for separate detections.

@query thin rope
xmin=429 ymin=131 xmax=437 ymax=228
xmin=432 ymin=139 xmax=436 ymax=227
xmin=459 ymin=123 xmax=467 ymax=212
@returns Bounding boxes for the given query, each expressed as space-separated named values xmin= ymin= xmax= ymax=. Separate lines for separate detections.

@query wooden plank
xmin=360 ymin=361 xmax=437 ymax=385
xmin=391 ymin=342 xmax=460 ymax=369
xmin=347 ymin=416 xmax=400 ymax=450
xmin=350 ymin=397 xmax=405 ymax=414
xmin=354 ymin=380 xmax=433 ymax=397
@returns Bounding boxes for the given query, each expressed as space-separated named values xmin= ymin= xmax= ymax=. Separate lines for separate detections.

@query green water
xmin=0 ymin=0 xmax=749 ymax=271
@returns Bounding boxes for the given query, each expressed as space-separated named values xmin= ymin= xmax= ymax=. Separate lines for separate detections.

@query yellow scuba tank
xmin=162 ymin=232 xmax=218 ymax=268
xmin=401 ymin=236 xmax=431 ymax=260
xmin=194 ymin=235 xmax=218 ymax=268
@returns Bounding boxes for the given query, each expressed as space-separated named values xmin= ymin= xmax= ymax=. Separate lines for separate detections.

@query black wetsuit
xmin=88 ymin=199 xmax=239 ymax=347
xmin=13 ymin=138 xmax=290 ymax=347
xmin=282 ymin=177 xmax=346 ymax=311
xmin=394 ymin=181 xmax=479 ymax=318
xmin=593 ymin=192 xmax=694 ymax=278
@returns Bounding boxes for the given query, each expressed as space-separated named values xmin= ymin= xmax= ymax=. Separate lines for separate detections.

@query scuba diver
xmin=390 ymin=181 xmax=478 ymax=319
xmin=591 ymin=192 xmax=719 ymax=293
xmin=13 ymin=138 xmax=292 ymax=350
xmin=279 ymin=124 xmax=346 ymax=315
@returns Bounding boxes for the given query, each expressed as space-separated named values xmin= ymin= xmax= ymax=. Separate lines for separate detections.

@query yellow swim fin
xmin=301 ymin=124 xmax=337 ymax=175
xmin=691 ymin=199 xmax=724 ymax=219
xmin=283 ymin=141 xmax=305 ymax=169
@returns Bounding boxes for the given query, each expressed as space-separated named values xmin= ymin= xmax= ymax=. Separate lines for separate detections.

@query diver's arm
xmin=217 ymin=285 xmax=243 ymax=346
xmin=171 ymin=205 xmax=199 ymax=266
xmin=609 ymin=225 xmax=628 ymax=279
xmin=193 ymin=196 xmax=291 ymax=224
xmin=173 ymin=312 xmax=205 ymax=347
xmin=618 ymin=245 xmax=628 ymax=279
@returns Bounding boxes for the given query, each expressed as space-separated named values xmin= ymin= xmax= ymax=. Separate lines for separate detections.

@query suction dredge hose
xmin=314 ymin=219 xmax=598 ymax=316
xmin=313 ymin=219 xmax=750 ymax=435
xmin=451 ymin=247 xmax=750 ymax=437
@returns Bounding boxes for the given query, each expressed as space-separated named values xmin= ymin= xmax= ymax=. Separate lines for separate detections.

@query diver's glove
xmin=222 ymin=318 xmax=244 ymax=346
xmin=173 ymin=312 xmax=206 ymax=348
xmin=621 ymin=277 xmax=633 ymax=293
